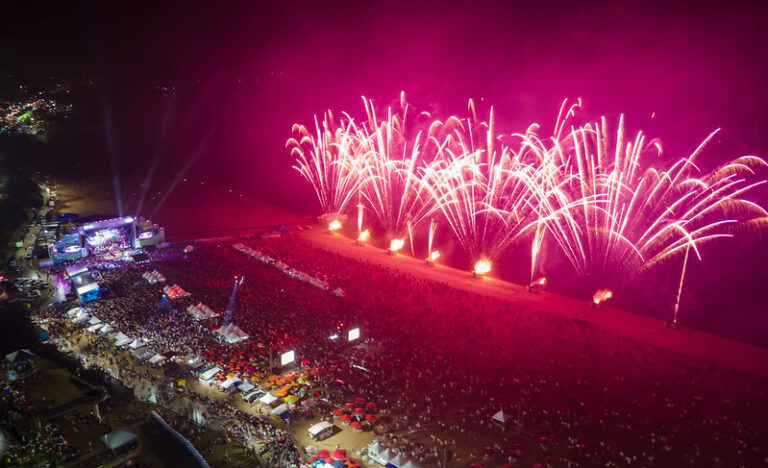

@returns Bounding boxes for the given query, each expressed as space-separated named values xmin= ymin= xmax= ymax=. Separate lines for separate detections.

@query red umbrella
xmin=340 ymin=414 xmax=352 ymax=422
xmin=331 ymin=408 xmax=344 ymax=416
xmin=365 ymin=401 xmax=377 ymax=409
xmin=354 ymin=397 xmax=366 ymax=404
xmin=317 ymin=449 xmax=330 ymax=458
xmin=332 ymin=450 xmax=346 ymax=460
xmin=300 ymin=358 xmax=311 ymax=365
xmin=324 ymin=458 xmax=334 ymax=464
xmin=364 ymin=414 xmax=376 ymax=421
xmin=353 ymin=407 xmax=365 ymax=415
xmin=344 ymin=402 xmax=356 ymax=409
xmin=350 ymin=421 xmax=362 ymax=429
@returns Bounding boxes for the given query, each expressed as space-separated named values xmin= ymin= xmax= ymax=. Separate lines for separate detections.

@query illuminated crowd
xmin=39 ymin=233 xmax=768 ymax=467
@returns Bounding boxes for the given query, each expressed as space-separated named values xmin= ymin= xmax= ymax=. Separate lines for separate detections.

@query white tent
xmin=492 ymin=409 xmax=511 ymax=424
xmin=87 ymin=316 xmax=102 ymax=326
xmin=67 ymin=307 xmax=87 ymax=318
xmin=238 ymin=382 xmax=255 ymax=394
xmin=389 ymin=454 xmax=407 ymax=466
xmin=114 ymin=333 xmax=133 ymax=347
xmin=199 ymin=366 xmax=222 ymax=381
xmin=99 ymin=324 xmax=113 ymax=334
xmin=87 ymin=323 xmax=102 ymax=333
xmin=401 ymin=461 xmax=421 ymax=468
xmin=112 ymin=332 xmax=129 ymax=342
xmin=148 ymin=354 xmax=166 ymax=365
xmin=368 ymin=441 xmax=383 ymax=455
xmin=221 ymin=377 xmax=242 ymax=390
xmin=76 ymin=282 xmax=100 ymax=297
xmin=216 ymin=323 xmax=249 ymax=344
xmin=129 ymin=338 xmax=147 ymax=349
xmin=73 ymin=313 xmax=90 ymax=324
xmin=66 ymin=265 xmax=89 ymax=277
xmin=259 ymin=392 xmax=279 ymax=405
xmin=379 ymin=449 xmax=397 ymax=463
xmin=271 ymin=403 xmax=289 ymax=415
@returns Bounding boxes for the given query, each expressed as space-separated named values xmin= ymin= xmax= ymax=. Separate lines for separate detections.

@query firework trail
xmin=354 ymin=92 xmax=443 ymax=237
xmin=287 ymin=110 xmax=362 ymax=214
xmin=536 ymin=109 xmax=768 ymax=279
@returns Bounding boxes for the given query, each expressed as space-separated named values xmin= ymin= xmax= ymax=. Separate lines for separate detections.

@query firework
xmin=388 ymin=238 xmax=405 ymax=254
xmin=535 ymin=110 xmax=768 ymax=281
xmin=328 ymin=219 xmax=342 ymax=232
xmin=289 ymin=96 xmax=767 ymax=289
xmin=473 ymin=259 xmax=492 ymax=276
xmin=287 ymin=111 xmax=362 ymax=214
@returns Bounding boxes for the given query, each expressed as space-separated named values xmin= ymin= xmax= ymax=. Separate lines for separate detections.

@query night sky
xmin=2 ymin=0 xmax=768 ymax=344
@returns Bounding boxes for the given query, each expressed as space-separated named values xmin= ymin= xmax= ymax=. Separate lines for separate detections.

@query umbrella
xmin=350 ymin=421 xmax=362 ymax=430
xmin=364 ymin=414 xmax=376 ymax=421
xmin=275 ymin=390 xmax=288 ymax=397
xmin=340 ymin=414 xmax=351 ymax=422
xmin=365 ymin=401 xmax=377 ymax=409
xmin=354 ymin=397 xmax=366 ymax=404
xmin=331 ymin=409 xmax=344 ymax=416
xmin=353 ymin=407 xmax=365 ymax=415
xmin=317 ymin=449 xmax=330 ymax=458
xmin=332 ymin=449 xmax=346 ymax=460
xmin=344 ymin=402 xmax=356 ymax=409
xmin=285 ymin=395 xmax=298 ymax=404
xmin=301 ymin=358 xmax=311 ymax=365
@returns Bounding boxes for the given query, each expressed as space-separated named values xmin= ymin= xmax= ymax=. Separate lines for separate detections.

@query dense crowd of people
xmin=0 ymin=384 xmax=77 ymax=466
xmin=38 ymin=231 xmax=768 ymax=467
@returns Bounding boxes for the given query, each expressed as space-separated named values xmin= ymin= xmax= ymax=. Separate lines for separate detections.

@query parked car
xmin=26 ymin=290 xmax=41 ymax=298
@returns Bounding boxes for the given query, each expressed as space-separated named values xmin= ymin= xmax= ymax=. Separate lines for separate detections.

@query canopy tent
xmin=163 ymin=284 xmax=190 ymax=299
xmin=5 ymin=349 xmax=35 ymax=363
xmin=142 ymin=270 xmax=166 ymax=284
xmin=221 ymin=377 xmax=242 ymax=390
xmin=131 ymin=347 xmax=154 ymax=360
xmin=243 ymin=390 xmax=265 ymax=403
xmin=148 ymin=354 xmax=166 ymax=365
xmin=401 ymin=461 xmax=421 ymax=468
xmin=99 ymin=324 xmax=114 ymax=334
xmin=492 ymin=409 xmax=511 ymax=424
xmin=238 ymin=382 xmax=255 ymax=394
xmin=76 ymin=282 xmax=100 ymax=300
xmin=199 ymin=366 xmax=222 ymax=381
xmin=390 ymin=454 xmax=407 ymax=466
xmin=259 ymin=392 xmax=279 ymax=405
xmin=271 ymin=403 xmax=291 ymax=419
xmin=129 ymin=338 xmax=148 ymax=349
xmin=66 ymin=307 xmax=87 ymax=318
xmin=368 ymin=441 xmax=383 ymax=455
xmin=87 ymin=323 xmax=102 ymax=333
xmin=114 ymin=333 xmax=133 ymax=347
xmin=66 ymin=265 xmax=90 ymax=278
xmin=186 ymin=302 xmax=220 ymax=321
xmin=101 ymin=430 xmax=138 ymax=451
xmin=216 ymin=323 xmax=249 ymax=344
xmin=87 ymin=316 xmax=102 ymax=326
xmin=72 ymin=313 xmax=90 ymax=324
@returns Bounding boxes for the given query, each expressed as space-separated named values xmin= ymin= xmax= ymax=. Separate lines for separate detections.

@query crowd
xmin=39 ymin=231 xmax=768 ymax=467
xmin=0 ymin=384 xmax=77 ymax=466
